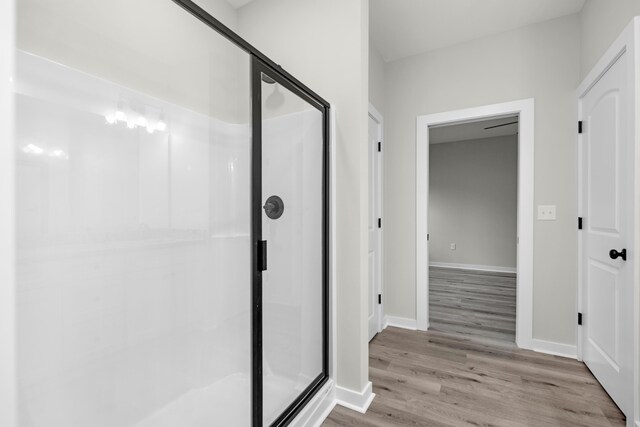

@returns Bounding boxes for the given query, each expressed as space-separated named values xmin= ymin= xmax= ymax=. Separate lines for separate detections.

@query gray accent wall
xmin=429 ymin=135 xmax=517 ymax=269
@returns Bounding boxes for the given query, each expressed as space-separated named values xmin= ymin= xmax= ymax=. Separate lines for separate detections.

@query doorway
xmin=427 ymin=117 xmax=518 ymax=343
xmin=416 ymin=99 xmax=534 ymax=350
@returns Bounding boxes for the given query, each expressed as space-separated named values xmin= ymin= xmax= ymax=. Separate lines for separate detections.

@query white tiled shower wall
xmin=15 ymin=52 xmax=253 ymax=426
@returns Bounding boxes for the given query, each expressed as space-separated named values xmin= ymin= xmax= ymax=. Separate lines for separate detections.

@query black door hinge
xmin=427 ymin=233 xmax=430 ymax=241
xmin=378 ymin=141 xmax=381 ymax=152
xmin=578 ymin=217 xmax=583 ymax=230
xmin=578 ymin=121 xmax=583 ymax=134
xmin=257 ymin=240 xmax=267 ymax=271
xmin=378 ymin=294 xmax=382 ymax=304
xmin=378 ymin=218 xmax=382 ymax=228
xmin=578 ymin=312 xmax=583 ymax=325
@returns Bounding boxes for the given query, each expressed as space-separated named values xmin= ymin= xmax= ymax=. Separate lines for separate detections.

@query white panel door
xmin=368 ymin=114 xmax=381 ymax=341
xmin=580 ymin=51 xmax=633 ymax=417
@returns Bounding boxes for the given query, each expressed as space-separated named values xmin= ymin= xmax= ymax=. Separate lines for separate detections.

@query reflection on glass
xmin=261 ymin=75 xmax=324 ymax=425
xmin=15 ymin=0 xmax=251 ymax=425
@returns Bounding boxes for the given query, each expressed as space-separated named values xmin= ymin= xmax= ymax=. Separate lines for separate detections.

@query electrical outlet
xmin=450 ymin=243 xmax=456 ymax=250
xmin=538 ymin=205 xmax=556 ymax=221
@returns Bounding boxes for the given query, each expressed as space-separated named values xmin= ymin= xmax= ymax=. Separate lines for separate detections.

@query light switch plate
xmin=450 ymin=243 xmax=456 ymax=250
xmin=538 ymin=205 xmax=556 ymax=221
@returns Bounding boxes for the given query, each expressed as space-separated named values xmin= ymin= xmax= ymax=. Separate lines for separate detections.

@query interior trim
xmin=416 ymin=98 xmax=535 ymax=351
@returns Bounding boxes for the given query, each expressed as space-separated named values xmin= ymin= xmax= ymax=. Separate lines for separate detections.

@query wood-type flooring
xmin=323 ymin=268 xmax=625 ymax=426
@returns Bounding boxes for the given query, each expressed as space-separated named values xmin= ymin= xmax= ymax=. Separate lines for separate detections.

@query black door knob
xmin=263 ymin=195 xmax=284 ymax=220
xmin=609 ymin=248 xmax=627 ymax=261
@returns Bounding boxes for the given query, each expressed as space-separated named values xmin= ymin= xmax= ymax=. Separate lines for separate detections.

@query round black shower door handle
xmin=263 ymin=195 xmax=284 ymax=220
xmin=609 ymin=248 xmax=627 ymax=261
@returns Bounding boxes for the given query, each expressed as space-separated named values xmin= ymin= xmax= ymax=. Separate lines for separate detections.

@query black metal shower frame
xmin=170 ymin=2 xmax=331 ymax=426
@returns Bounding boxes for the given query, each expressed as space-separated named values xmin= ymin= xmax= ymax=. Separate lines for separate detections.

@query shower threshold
xmin=134 ymin=372 xmax=308 ymax=426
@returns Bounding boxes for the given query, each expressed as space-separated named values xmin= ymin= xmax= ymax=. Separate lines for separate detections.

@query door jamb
xmin=368 ymin=103 xmax=384 ymax=337
xmin=576 ymin=17 xmax=640 ymax=426
xmin=415 ymin=99 xmax=535 ymax=350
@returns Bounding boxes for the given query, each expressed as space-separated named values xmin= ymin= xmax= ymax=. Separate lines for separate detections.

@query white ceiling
xmin=370 ymin=0 xmax=586 ymax=62
xmin=430 ymin=116 xmax=518 ymax=144
xmin=225 ymin=0 xmax=254 ymax=9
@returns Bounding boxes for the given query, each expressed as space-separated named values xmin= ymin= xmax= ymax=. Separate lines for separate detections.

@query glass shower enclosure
xmin=14 ymin=0 xmax=329 ymax=426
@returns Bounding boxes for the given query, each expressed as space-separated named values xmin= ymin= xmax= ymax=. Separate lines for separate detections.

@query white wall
xmin=193 ymin=0 xmax=239 ymax=29
xmin=369 ymin=44 xmax=386 ymax=115
xmin=237 ymin=0 xmax=370 ymax=395
xmin=580 ymin=0 xmax=640 ymax=79
xmin=17 ymin=0 xmax=247 ymax=122
xmin=0 ymin=0 xmax=17 ymax=425
xmin=429 ymin=135 xmax=517 ymax=270
xmin=384 ymin=15 xmax=580 ymax=346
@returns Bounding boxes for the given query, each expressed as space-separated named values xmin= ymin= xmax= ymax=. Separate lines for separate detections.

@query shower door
xmin=15 ymin=1 xmax=255 ymax=426
xmin=252 ymin=59 xmax=329 ymax=426
xmin=14 ymin=0 xmax=329 ymax=425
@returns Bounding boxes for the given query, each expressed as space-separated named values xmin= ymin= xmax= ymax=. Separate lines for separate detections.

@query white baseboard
xmin=531 ymin=338 xmax=577 ymax=359
xmin=383 ymin=315 xmax=417 ymax=330
xmin=430 ymin=262 xmax=516 ymax=274
xmin=290 ymin=379 xmax=335 ymax=427
xmin=335 ymin=381 xmax=375 ymax=414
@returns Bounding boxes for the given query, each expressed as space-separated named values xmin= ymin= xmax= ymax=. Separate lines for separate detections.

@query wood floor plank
xmin=323 ymin=327 xmax=625 ymax=426
xmin=429 ymin=267 xmax=517 ymax=342
xmin=323 ymin=269 xmax=623 ymax=426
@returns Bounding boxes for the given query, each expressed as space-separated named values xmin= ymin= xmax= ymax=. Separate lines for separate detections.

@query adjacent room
xmin=428 ymin=117 xmax=518 ymax=343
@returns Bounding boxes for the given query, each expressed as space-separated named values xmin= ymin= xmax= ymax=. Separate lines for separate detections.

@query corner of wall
xmin=335 ymin=381 xmax=375 ymax=414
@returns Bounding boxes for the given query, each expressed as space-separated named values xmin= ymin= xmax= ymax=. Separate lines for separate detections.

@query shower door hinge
xmin=257 ymin=240 xmax=267 ymax=271
xmin=578 ymin=121 xmax=583 ymax=134
xmin=578 ymin=217 xmax=583 ymax=230
xmin=378 ymin=218 xmax=382 ymax=228
xmin=378 ymin=294 xmax=382 ymax=304
xmin=578 ymin=312 xmax=583 ymax=325
xmin=378 ymin=141 xmax=381 ymax=152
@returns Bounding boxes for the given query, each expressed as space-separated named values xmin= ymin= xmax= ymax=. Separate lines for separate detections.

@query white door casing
xmin=416 ymin=99 xmax=534 ymax=350
xmin=578 ymin=20 xmax=637 ymax=421
xmin=368 ymin=104 xmax=383 ymax=341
